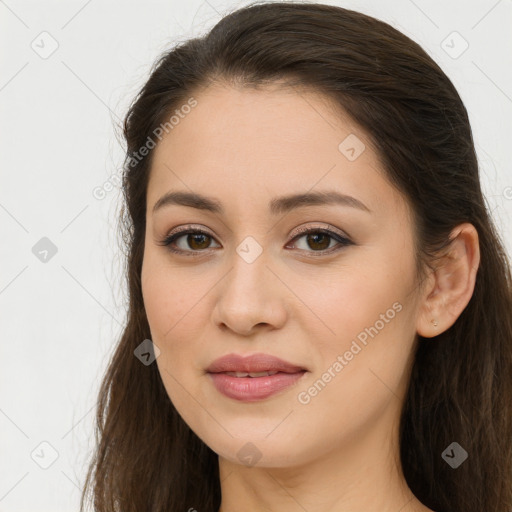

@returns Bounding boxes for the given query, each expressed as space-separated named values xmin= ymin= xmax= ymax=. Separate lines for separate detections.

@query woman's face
xmin=141 ymin=83 xmax=425 ymax=468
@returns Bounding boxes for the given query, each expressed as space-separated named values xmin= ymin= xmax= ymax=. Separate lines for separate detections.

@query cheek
xmin=304 ymin=251 xmax=417 ymax=385
xmin=292 ymin=284 xmax=415 ymax=450
xmin=141 ymin=257 xmax=206 ymax=415
xmin=306 ymin=263 xmax=406 ymax=346
xmin=141 ymin=250 xmax=207 ymax=341
xmin=141 ymin=252 xmax=217 ymax=405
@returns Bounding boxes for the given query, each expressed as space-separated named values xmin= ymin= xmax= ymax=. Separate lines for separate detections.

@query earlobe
xmin=416 ymin=223 xmax=480 ymax=338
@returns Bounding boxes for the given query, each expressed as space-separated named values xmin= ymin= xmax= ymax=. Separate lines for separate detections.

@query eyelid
xmin=289 ymin=222 xmax=350 ymax=240
xmin=158 ymin=222 xmax=353 ymax=256
xmin=164 ymin=222 xmax=351 ymax=241
xmin=168 ymin=223 xmax=215 ymax=237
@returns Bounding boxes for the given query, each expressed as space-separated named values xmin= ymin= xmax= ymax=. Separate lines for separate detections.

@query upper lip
xmin=206 ymin=353 xmax=307 ymax=374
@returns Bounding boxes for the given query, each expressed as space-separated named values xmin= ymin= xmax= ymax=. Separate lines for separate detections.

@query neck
xmin=217 ymin=401 xmax=433 ymax=512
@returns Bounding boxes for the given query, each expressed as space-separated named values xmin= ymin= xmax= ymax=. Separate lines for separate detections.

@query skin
xmin=141 ymin=82 xmax=479 ymax=512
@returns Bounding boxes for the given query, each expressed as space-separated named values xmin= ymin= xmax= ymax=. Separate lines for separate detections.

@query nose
xmin=211 ymin=249 xmax=288 ymax=336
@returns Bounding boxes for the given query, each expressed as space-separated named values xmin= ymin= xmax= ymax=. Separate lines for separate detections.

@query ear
xmin=416 ymin=223 xmax=480 ymax=338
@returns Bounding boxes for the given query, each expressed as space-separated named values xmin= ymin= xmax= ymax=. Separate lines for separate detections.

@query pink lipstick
xmin=206 ymin=352 xmax=308 ymax=402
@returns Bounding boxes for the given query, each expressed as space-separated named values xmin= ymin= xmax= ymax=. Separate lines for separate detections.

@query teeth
xmin=224 ymin=370 xmax=280 ymax=378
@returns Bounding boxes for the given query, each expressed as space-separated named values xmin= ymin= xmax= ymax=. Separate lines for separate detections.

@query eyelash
xmin=157 ymin=225 xmax=354 ymax=257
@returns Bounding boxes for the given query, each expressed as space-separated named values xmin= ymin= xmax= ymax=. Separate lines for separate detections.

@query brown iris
xmin=304 ymin=232 xmax=331 ymax=251
xmin=187 ymin=233 xmax=211 ymax=250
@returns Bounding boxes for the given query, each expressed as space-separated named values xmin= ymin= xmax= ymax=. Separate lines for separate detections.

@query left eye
xmin=288 ymin=228 xmax=352 ymax=253
xmin=158 ymin=227 xmax=353 ymax=256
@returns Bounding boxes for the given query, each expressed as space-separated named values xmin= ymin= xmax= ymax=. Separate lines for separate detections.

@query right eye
xmin=157 ymin=227 xmax=220 ymax=256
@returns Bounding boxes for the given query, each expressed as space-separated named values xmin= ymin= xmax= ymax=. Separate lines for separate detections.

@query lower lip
xmin=208 ymin=371 xmax=307 ymax=402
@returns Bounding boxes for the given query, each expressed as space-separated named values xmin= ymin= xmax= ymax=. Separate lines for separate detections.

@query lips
xmin=224 ymin=370 xmax=280 ymax=378
xmin=206 ymin=352 xmax=306 ymax=375
xmin=208 ymin=370 xmax=307 ymax=401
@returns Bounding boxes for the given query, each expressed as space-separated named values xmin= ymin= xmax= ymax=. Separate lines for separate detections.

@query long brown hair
xmin=80 ymin=2 xmax=512 ymax=511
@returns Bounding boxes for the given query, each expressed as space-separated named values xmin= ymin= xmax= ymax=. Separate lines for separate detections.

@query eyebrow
xmin=152 ymin=190 xmax=371 ymax=216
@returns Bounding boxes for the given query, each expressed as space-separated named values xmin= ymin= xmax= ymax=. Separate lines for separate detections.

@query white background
xmin=1 ymin=0 xmax=511 ymax=510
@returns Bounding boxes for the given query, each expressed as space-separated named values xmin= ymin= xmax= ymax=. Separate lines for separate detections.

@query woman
xmin=80 ymin=2 xmax=512 ymax=512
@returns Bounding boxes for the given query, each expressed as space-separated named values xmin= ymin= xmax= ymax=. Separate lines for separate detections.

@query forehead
xmin=153 ymin=82 xmax=358 ymax=161
xmin=146 ymin=83 xmax=406 ymax=220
